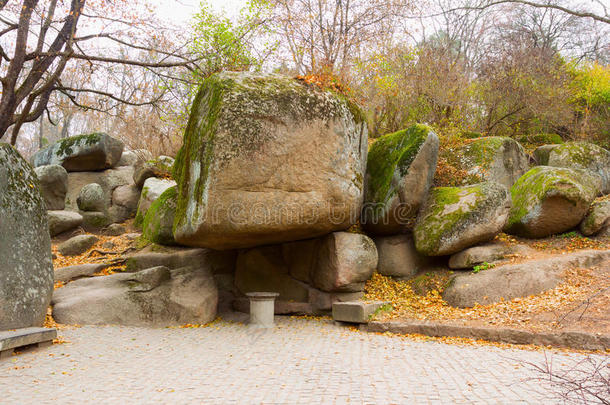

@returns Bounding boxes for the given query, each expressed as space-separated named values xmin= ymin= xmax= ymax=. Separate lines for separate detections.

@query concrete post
xmin=246 ymin=292 xmax=279 ymax=328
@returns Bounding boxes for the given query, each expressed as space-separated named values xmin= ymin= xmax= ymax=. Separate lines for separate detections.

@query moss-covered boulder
xmin=133 ymin=155 xmax=174 ymax=188
xmin=362 ymin=124 xmax=438 ymax=235
xmin=544 ymin=142 xmax=610 ymax=194
xmin=532 ymin=144 xmax=559 ymax=165
xmin=135 ymin=177 xmax=176 ymax=228
xmin=142 ymin=186 xmax=177 ymax=245
xmin=455 ymin=136 xmax=529 ymax=188
xmin=505 ymin=166 xmax=601 ymax=238
xmin=0 ymin=143 xmax=54 ymax=329
xmin=173 ymin=72 xmax=368 ymax=250
xmin=414 ymin=182 xmax=511 ymax=256
xmin=34 ymin=164 xmax=68 ymax=210
xmin=32 ymin=133 xmax=124 ymax=172
xmin=580 ymin=199 xmax=610 ymax=236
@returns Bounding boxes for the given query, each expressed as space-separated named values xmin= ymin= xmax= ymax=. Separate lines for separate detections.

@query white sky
xmin=152 ymin=0 xmax=247 ymax=23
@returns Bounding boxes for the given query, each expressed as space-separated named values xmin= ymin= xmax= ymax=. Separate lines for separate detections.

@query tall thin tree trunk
xmin=38 ymin=114 xmax=44 ymax=149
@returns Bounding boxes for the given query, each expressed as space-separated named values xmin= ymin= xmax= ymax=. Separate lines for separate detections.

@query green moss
xmin=56 ymin=133 xmax=102 ymax=156
xmin=414 ymin=185 xmax=483 ymax=254
xmin=519 ymin=133 xmax=564 ymax=145
xmin=550 ymin=142 xmax=604 ymax=168
xmin=506 ymin=166 xmax=599 ymax=232
xmin=142 ymin=186 xmax=177 ymax=245
xmin=461 ymin=136 xmax=506 ymax=167
xmin=365 ymin=124 xmax=432 ymax=210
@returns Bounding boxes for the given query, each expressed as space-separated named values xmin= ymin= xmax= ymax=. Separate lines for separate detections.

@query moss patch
xmin=56 ymin=133 xmax=102 ymax=157
xmin=365 ymin=124 xmax=432 ymax=209
xmin=142 ymin=186 xmax=177 ymax=246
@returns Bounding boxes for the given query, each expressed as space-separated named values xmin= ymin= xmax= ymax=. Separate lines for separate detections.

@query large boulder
xmin=444 ymin=250 xmax=610 ymax=307
xmin=77 ymin=183 xmax=105 ymax=212
xmin=34 ymin=164 xmax=68 ymax=210
xmin=65 ymin=166 xmax=134 ymax=211
xmin=312 ymin=232 xmax=378 ymax=292
xmin=118 ymin=149 xmax=152 ymax=167
xmin=31 ymin=133 xmax=124 ymax=171
xmin=543 ymin=142 xmax=610 ymax=194
xmin=133 ymin=156 xmax=174 ymax=188
xmin=580 ymin=199 xmax=610 ymax=236
xmin=135 ymin=177 xmax=176 ymax=227
xmin=0 ymin=143 xmax=54 ymax=329
xmin=52 ymin=266 xmax=218 ymax=326
xmin=374 ymin=234 xmax=431 ymax=278
xmin=47 ymin=210 xmax=83 ymax=236
xmin=142 ymin=186 xmax=178 ymax=245
xmin=361 ymin=124 xmax=438 ymax=235
xmin=505 ymin=166 xmax=601 ymax=238
xmin=455 ymin=136 xmax=529 ymax=188
xmin=414 ymin=182 xmax=511 ymax=256
xmin=172 ymin=72 xmax=368 ymax=250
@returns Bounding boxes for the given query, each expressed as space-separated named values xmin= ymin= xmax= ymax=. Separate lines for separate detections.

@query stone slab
xmin=364 ymin=321 xmax=609 ymax=351
xmin=0 ymin=327 xmax=56 ymax=358
xmin=332 ymin=301 xmax=390 ymax=324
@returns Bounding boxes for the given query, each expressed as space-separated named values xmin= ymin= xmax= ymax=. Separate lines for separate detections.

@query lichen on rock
xmin=142 ymin=186 xmax=178 ymax=245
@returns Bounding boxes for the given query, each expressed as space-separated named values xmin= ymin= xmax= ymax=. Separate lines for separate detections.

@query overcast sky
xmin=153 ymin=0 xmax=246 ymax=23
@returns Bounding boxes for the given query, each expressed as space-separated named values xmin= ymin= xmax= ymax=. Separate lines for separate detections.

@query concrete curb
xmin=363 ymin=321 xmax=609 ymax=351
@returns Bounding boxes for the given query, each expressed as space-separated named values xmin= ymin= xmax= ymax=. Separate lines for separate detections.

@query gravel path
xmin=0 ymin=317 xmax=600 ymax=404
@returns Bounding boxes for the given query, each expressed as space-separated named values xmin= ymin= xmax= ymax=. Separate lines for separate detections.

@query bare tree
xmin=266 ymin=0 xmax=413 ymax=76
xmin=0 ymin=0 xmax=203 ymax=145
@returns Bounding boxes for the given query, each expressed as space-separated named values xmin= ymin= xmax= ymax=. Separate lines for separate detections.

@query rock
xmin=281 ymin=239 xmax=320 ymax=283
xmin=54 ymin=263 xmax=109 ymax=283
xmin=532 ymin=144 xmax=559 ymax=165
xmin=0 ymin=144 xmax=54 ymax=330
xmin=361 ymin=124 xmax=439 ymax=234
xmin=57 ymin=234 xmax=99 ymax=256
xmin=124 ymin=233 xmax=141 ymax=241
xmin=142 ymin=186 xmax=177 ymax=245
xmin=235 ymin=245 xmax=311 ymax=302
xmin=103 ymin=223 xmax=126 ymax=236
xmin=125 ymin=247 xmax=236 ymax=275
xmin=455 ymin=137 xmax=529 ymax=188
xmin=444 ymin=250 xmax=610 ymax=307
xmin=48 ymin=210 xmax=83 ymax=236
xmin=448 ymin=242 xmax=534 ymax=269
xmin=107 ymin=184 xmax=140 ymax=223
xmin=374 ymin=234 xmax=431 ymax=278
xmin=133 ymin=156 xmax=174 ymax=188
xmin=505 ymin=166 xmax=601 ymax=238
xmin=414 ymin=182 xmax=511 ymax=256
xmin=76 ymin=183 xmax=105 ymax=211
xmin=118 ymin=149 xmax=153 ymax=167
xmin=31 ymin=133 xmax=124 ymax=171
xmin=34 ymin=164 xmax=68 ymax=210
xmin=580 ymin=199 xmax=610 ymax=236
xmin=172 ymin=72 xmax=368 ymax=250
xmin=332 ymin=301 xmax=389 ymax=323
xmin=65 ymin=166 xmax=134 ymax=211
xmin=312 ymin=232 xmax=378 ymax=292
xmin=135 ymin=177 xmax=176 ymax=227
xmin=80 ymin=211 xmax=110 ymax=230
xmin=52 ymin=266 xmax=218 ymax=326
xmin=544 ymin=142 xmax=610 ymax=194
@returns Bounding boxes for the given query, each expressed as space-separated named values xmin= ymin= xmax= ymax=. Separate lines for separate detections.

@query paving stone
xmin=0 ymin=318 xmax=595 ymax=403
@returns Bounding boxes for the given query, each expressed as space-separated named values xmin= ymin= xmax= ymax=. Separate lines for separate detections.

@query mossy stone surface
xmin=546 ymin=142 xmax=610 ymax=194
xmin=580 ymin=198 xmax=610 ymax=236
xmin=505 ymin=166 xmax=601 ymax=238
xmin=31 ymin=133 xmax=124 ymax=171
xmin=173 ymin=71 xmax=368 ymax=250
xmin=414 ymin=182 xmax=511 ymax=256
xmin=142 ymin=186 xmax=178 ymax=245
xmin=455 ymin=136 xmax=529 ymax=188
xmin=362 ymin=124 xmax=438 ymax=235
xmin=0 ymin=143 xmax=54 ymax=329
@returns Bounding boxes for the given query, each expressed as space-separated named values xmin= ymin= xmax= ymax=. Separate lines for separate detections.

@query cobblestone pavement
xmin=0 ymin=317 xmax=602 ymax=404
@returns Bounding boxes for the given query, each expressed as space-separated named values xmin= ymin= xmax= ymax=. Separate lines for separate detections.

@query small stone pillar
xmin=246 ymin=292 xmax=279 ymax=328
